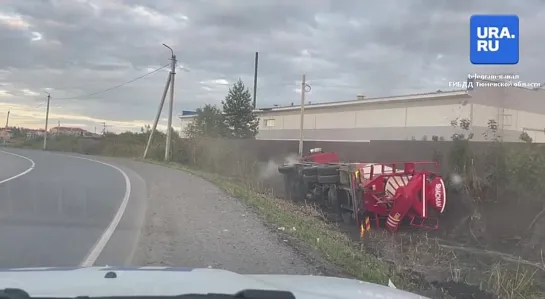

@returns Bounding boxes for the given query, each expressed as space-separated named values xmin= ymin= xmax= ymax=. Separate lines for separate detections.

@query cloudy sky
xmin=0 ymin=0 xmax=543 ymax=133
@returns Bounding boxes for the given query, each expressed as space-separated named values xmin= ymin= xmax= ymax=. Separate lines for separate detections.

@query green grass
xmin=140 ymin=159 xmax=441 ymax=296
xmin=10 ymin=138 xmax=542 ymax=298
xmin=146 ymin=160 xmax=545 ymax=299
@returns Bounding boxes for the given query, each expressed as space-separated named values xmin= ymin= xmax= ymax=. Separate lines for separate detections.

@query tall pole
xmin=102 ymin=122 xmax=106 ymax=135
xmin=252 ymin=52 xmax=259 ymax=109
xmin=43 ymin=92 xmax=51 ymax=150
xmin=143 ymin=72 xmax=171 ymax=159
xmin=298 ymin=74 xmax=306 ymax=155
xmin=5 ymin=111 xmax=9 ymax=128
xmin=164 ymin=43 xmax=176 ymax=162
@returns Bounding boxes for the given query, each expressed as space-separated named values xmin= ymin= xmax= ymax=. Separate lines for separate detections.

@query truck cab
xmin=301 ymin=148 xmax=340 ymax=164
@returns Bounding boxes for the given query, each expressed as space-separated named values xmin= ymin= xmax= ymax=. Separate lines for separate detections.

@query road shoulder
xmin=114 ymin=159 xmax=324 ymax=275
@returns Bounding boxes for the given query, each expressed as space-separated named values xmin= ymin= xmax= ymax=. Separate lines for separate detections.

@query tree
xmin=140 ymin=125 xmax=151 ymax=134
xmin=222 ymin=79 xmax=259 ymax=139
xmin=184 ymin=104 xmax=227 ymax=138
xmin=519 ymin=131 xmax=533 ymax=143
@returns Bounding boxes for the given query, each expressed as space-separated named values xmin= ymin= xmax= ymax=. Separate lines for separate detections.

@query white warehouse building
xmin=179 ymin=78 xmax=545 ymax=143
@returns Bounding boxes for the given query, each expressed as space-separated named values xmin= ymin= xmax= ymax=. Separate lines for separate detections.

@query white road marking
xmin=0 ymin=150 xmax=36 ymax=184
xmin=62 ymin=155 xmax=132 ymax=267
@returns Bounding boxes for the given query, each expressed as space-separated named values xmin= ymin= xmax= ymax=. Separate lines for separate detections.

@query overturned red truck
xmin=278 ymin=148 xmax=447 ymax=232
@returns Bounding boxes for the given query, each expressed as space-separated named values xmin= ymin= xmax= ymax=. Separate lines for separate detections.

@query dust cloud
xmin=258 ymin=153 xmax=300 ymax=180
xmin=450 ymin=173 xmax=463 ymax=186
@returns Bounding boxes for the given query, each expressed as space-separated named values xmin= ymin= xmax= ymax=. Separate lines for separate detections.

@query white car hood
xmin=0 ymin=267 xmax=429 ymax=299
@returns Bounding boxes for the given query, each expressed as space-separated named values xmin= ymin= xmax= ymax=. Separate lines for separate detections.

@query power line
xmin=54 ymin=63 xmax=171 ymax=100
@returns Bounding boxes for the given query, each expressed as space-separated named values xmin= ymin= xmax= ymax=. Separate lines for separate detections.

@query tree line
xmin=184 ymin=79 xmax=259 ymax=139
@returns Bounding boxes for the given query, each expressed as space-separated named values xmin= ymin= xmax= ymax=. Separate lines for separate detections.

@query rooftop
xmin=54 ymin=127 xmax=85 ymax=131
xmin=178 ymin=89 xmax=469 ymax=119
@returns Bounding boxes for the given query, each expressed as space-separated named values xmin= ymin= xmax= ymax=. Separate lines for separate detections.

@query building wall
xmin=179 ymin=84 xmax=545 ymax=142
xmin=468 ymin=82 xmax=545 ymax=142
xmin=257 ymin=97 xmax=470 ymax=141
xmin=180 ymin=116 xmax=193 ymax=137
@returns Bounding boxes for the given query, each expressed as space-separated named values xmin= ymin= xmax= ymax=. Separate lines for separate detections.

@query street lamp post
xmin=163 ymin=43 xmax=177 ymax=162
xmin=43 ymin=91 xmax=51 ymax=150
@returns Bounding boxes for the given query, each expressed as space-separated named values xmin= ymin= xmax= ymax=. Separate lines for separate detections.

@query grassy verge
xmin=140 ymin=159 xmax=450 ymax=297
xmin=143 ymin=159 xmax=545 ymax=299
xmin=8 ymin=136 xmax=544 ymax=298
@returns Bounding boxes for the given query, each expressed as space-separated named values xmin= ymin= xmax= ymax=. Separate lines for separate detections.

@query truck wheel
xmin=278 ymin=164 xmax=295 ymax=174
xmin=293 ymin=179 xmax=308 ymax=201
xmin=283 ymin=175 xmax=294 ymax=201
xmin=342 ymin=212 xmax=355 ymax=225
xmin=303 ymin=174 xmax=318 ymax=183
xmin=318 ymin=174 xmax=340 ymax=184
xmin=317 ymin=165 xmax=339 ymax=176
xmin=328 ymin=187 xmax=343 ymax=222
xmin=302 ymin=166 xmax=318 ymax=176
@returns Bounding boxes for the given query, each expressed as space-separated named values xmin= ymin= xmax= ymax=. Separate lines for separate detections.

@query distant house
xmin=50 ymin=126 xmax=88 ymax=136
xmin=0 ymin=129 xmax=12 ymax=141
xmin=26 ymin=129 xmax=45 ymax=139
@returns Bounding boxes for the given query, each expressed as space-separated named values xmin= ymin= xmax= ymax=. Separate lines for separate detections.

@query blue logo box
xmin=470 ymin=15 xmax=519 ymax=65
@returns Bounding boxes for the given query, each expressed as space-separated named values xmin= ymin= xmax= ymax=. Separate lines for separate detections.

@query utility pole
xmin=164 ymin=44 xmax=176 ymax=162
xmin=43 ymin=92 xmax=51 ymax=150
xmin=298 ymin=74 xmax=311 ymax=155
xmin=102 ymin=122 xmax=106 ymax=135
xmin=5 ymin=111 xmax=9 ymax=128
xmin=252 ymin=52 xmax=259 ymax=109
xmin=143 ymin=43 xmax=176 ymax=161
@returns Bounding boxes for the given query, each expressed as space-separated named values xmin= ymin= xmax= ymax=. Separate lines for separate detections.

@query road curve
xmin=0 ymin=149 xmax=322 ymax=276
xmin=0 ymin=151 xmax=35 ymax=184
xmin=0 ymin=148 xmax=145 ymax=268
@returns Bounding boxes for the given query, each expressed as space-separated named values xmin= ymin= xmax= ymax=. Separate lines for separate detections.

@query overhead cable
xmin=54 ymin=63 xmax=171 ymax=100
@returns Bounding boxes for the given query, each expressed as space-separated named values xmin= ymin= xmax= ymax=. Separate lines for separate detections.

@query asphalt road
xmin=0 ymin=148 xmax=146 ymax=268
xmin=0 ymin=148 xmax=320 ymax=275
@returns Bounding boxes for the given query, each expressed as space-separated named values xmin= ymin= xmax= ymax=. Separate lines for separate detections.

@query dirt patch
xmin=433 ymin=281 xmax=496 ymax=299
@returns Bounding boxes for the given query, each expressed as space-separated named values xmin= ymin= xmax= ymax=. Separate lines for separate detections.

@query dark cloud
xmin=0 ymin=0 xmax=543 ymax=131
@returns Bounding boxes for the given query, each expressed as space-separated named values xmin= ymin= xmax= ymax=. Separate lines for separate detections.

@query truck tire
xmin=284 ymin=175 xmax=306 ymax=201
xmin=303 ymin=174 xmax=318 ymax=183
xmin=328 ymin=187 xmax=343 ymax=222
xmin=283 ymin=175 xmax=294 ymax=201
xmin=317 ymin=165 xmax=339 ymax=176
xmin=342 ymin=212 xmax=355 ymax=225
xmin=278 ymin=164 xmax=295 ymax=174
xmin=293 ymin=179 xmax=308 ymax=201
xmin=318 ymin=174 xmax=340 ymax=184
xmin=301 ymin=166 xmax=318 ymax=176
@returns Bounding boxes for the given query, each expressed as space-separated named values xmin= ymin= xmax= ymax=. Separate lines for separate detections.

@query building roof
xmin=54 ymin=126 xmax=85 ymax=131
xmin=178 ymin=89 xmax=469 ymax=119
xmin=257 ymin=89 xmax=468 ymax=113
